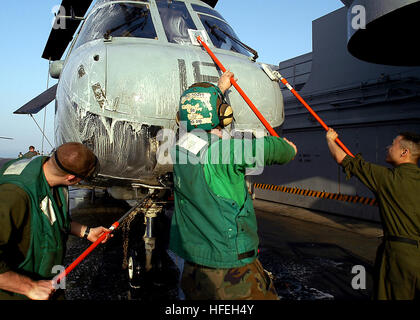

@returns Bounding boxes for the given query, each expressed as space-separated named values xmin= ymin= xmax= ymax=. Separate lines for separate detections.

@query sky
xmin=0 ymin=0 xmax=344 ymax=158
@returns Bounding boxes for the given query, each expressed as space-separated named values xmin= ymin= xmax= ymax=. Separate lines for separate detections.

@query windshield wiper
xmin=205 ymin=21 xmax=259 ymax=61
xmin=104 ymin=9 xmax=149 ymax=39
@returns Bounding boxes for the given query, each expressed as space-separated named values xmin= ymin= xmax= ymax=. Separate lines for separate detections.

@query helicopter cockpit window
xmin=198 ymin=14 xmax=250 ymax=56
xmin=74 ymin=3 xmax=157 ymax=49
xmin=191 ymin=4 xmax=225 ymax=21
xmin=156 ymin=0 xmax=196 ymax=44
xmin=95 ymin=0 xmax=150 ymax=5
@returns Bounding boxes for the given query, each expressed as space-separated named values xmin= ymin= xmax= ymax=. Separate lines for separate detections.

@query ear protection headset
xmin=176 ymin=82 xmax=233 ymax=130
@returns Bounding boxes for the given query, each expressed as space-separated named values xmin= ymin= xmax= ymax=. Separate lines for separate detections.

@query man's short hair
xmin=399 ymin=132 xmax=420 ymax=161
xmin=53 ymin=142 xmax=99 ymax=180
xmin=29 ymin=146 xmax=35 ymax=150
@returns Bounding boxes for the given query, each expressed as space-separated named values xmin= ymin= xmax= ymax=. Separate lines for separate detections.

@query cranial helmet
xmin=177 ymin=82 xmax=233 ymax=132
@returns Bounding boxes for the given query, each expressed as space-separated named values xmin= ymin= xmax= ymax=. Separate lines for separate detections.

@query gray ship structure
xmin=254 ymin=1 xmax=420 ymax=222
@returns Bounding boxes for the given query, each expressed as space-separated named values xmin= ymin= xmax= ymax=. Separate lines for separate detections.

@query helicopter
xmin=13 ymin=0 xmax=285 ymax=292
xmin=15 ymin=0 xmax=284 ymax=198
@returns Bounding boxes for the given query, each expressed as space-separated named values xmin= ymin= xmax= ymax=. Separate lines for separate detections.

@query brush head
xmin=188 ymin=29 xmax=210 ymax=46
xmin=260 ymin=63 xmax=279 ymax=82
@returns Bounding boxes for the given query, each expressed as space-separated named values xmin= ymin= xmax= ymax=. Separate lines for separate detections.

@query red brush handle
xmin=55 ymin=222 xmax=119 ymax=284
xmin=279 ymin=78 xmax=355 ymax=158
xmin=196 ymin=36 xmax=354 ymax=158
xmin=197 ymin=36 xmax=279 ymax=138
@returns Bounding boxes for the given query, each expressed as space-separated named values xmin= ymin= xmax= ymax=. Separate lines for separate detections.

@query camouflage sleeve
xmin=0 ymin=184 xmax=30 ymax=274
xmin=341 ymin=154 xmax=389 ymax=193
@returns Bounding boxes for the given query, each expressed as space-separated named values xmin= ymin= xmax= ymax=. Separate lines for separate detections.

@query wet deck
xmin=254 ymin=199 xmax=381 ymax=300
xmin=64 ymin=188 xmax=382 ymax=300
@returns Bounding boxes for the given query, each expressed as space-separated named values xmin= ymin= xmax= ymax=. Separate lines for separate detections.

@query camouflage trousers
xmin=181 ymin=259 xmax=279 ymax=300
xmin=374 ymin=240 xmax=420 ymax=300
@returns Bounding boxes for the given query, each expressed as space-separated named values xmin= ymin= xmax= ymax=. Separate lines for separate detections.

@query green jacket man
xmin=0 ymin=142 xmax=112 ymax=300
xmin=326 ymin=128 xmax=420 ymax=300
xmin=169 ymin=71 xmax=298 ymax=300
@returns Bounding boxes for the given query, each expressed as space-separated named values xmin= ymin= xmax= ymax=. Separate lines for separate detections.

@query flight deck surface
xmin=64 ymin=187 xmax=382 ymax=300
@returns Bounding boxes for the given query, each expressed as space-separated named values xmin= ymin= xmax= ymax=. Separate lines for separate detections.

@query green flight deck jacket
xmin=170 ymin=132 xmax=296 ymax=268
xmin=0 ymin=156 xmax=71 ymax=299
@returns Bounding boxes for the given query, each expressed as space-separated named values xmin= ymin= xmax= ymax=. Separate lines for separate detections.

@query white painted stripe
xmin=178 ymin=133 xmax=208 ymax=155
xmin=3 ymin=158 xmax=34 ymax=175
xmin=3 ymin=155 xmax=43 ymax=176
xmin=40 ymin=196 xmax=57 ymax=226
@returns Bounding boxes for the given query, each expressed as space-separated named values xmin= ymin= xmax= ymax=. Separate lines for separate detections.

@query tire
xmin=127 ymin=250 xmax=144 ymax=289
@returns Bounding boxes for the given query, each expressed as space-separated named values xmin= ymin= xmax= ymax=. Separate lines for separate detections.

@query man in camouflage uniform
xmin=0 ymin=142 xmax=112 ymax=300
xmin=22 ymin=146 xmax=38 ymax=159
xmin=181 ymin=258 xmax=278 ymax=300
xmin=326 ymin=129 xmax=420 ymax=300
xmin=169 ymin=71 xmax=297 ymax=300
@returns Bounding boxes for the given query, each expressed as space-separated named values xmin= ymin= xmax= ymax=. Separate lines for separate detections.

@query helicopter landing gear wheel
xmin=127 ymin=251 xmax=144 ymax=289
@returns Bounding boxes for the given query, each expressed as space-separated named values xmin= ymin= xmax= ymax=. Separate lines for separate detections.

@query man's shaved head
xmin=52 ymin=142 xmax=98 ymax=179
xmin=399 ymin=132 xmax=420 ymax=162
